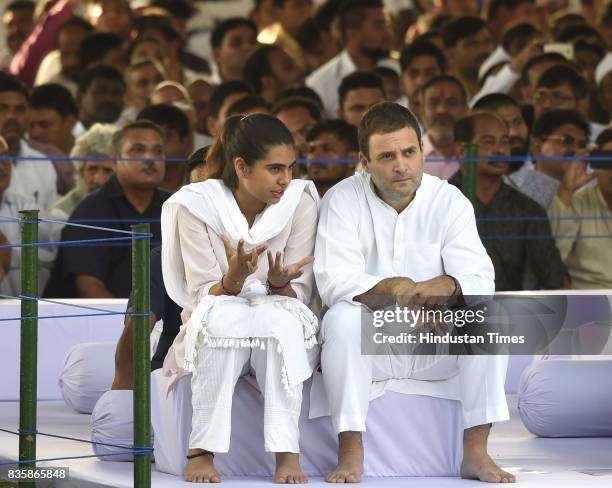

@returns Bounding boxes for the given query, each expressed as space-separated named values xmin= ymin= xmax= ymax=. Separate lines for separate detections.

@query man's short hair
xmin=555 ymin=24 xmax=605 ymax=46
xmin=374 ymin=66 xmax=399 ymax=81
xmin=338 ymin=0 xmax=384 ymax=39
xmin=531 ymin=109 xmax=590 ymax=140
xmin=243 ymin=45 xmax=279 ymax=94
xmin=520 ymin=52 xmax=568 ymax=85
xmin=151 ymin=0 xmax=195 ymax=20
xmin=187 ymin=145 xmax=210 ymax=172
xmin=441 ymin=16 xmax=488 ymax=48
xmin=134 ymin=15 xmax=181 ymax=43
xmin=472 ymin=93 xmax=520 ymax=112
xmin=271 ymin=96 xmax=323 ymax=121
xmin=338 ymin=71 xmax=384 ymax=108
xmin=0 ymin=72 xmax=29 ymax=102
xmin=226 ymin=95 xmax=270 ymax=117
xmin=501 ymin=22 xmax=538 ymax=54
xmin=358 ymin=102 xmax=422 ymax=159
xmin=5 ymin=1 xmax=34 ymax=14
xmin=453 ymin=112 xmax=505 ymax=144
xmin=137 ymin=103 xmax=191 ymax=140
xmin=79 ymin=32 xmax=124 ymax=69
xmin=536 ymin=64 xmax=588 ymax=100
xmin=295 ymin=18 xmax=323 ymax=53
xmin=275 ymin=86 xmax=323 ymax=110
xmin=30 ymin=83 xmax=78 ymax=117
xmin=112 ymin=119 xmax=165 ymax=155
xmin=208 ymin=81 xmax=252 ymax=118
xmin=306 ymin=119 xmax=359 ymax=152
xmin=210 ymin=17 xmax=256 ymax=50
xmin=400 ymin=41 xmax=446 ymax=73
xmin=420 ymin=74 xmax=468 ymax=105
xmin=126 ymin=58 xmax=167 ymax=80
xmin=486 ymin=0 xmax=534 ymax=22
xmin=78 ymin=64 xmax=125 ymax=94
xmin=596 ymin=128 xmax=612 ymax=148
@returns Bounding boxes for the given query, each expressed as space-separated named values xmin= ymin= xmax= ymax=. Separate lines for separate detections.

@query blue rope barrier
xmin=0 ymin=294 xmax=149 ymax=317
xmin=0 ymin=311 xmax=149 ymax=323
xmin=0 ymin=428 xmax=151 ymax=452
xmin=37 ymin=217 xmax=154 ymax=235
xmin=0 ymin=235 xmax=153 ymax=249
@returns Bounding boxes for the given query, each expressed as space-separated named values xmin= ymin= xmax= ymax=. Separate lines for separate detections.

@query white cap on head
xmin=595 ymin=52 xmax=612 ymax=86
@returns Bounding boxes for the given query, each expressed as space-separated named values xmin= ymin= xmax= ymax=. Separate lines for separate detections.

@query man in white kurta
xmin=312 ymin=101 xmax=514 ymax=483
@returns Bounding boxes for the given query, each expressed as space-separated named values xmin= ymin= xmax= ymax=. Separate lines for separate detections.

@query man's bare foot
xmin=325 ymin=432 xmax=364 ymax=483
xmin=183 ymin=449 xmax=221 ymax=483
xmin=461 ymin=451 xmax=516 ymax=483
xmin=275 ymin=452 xmax=308 ymax=484
xmin=461 ymin=424 xmax=515 ymax=483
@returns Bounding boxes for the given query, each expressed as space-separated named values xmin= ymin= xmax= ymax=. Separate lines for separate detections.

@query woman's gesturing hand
xmin=267 ymin=250 xmax=315 ymax=288
xmin=220 ymin=236 xmax=267 ymax=283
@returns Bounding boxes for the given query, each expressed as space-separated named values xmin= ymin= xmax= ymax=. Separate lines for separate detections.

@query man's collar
xmin=102 ymin=174 xmax=126 ymax=198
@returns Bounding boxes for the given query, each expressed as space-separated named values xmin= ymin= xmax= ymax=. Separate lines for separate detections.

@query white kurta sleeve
xmin=176 ymin=205 xmax=223 ymax=303
xmin=440 ymin=191 xmax=495 ymax=296
xmin=282 ymin=191 xmax=318 ymax=305
xmin=314 ymin=185 xmax=387 ymax=307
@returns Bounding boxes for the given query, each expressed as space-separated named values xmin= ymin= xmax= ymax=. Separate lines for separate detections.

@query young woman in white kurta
xmin=161 ymin=114 xmax=319 ymax=483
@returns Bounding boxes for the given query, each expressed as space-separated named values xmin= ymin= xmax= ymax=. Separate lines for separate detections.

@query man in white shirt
xmin=0 ymin=72 xmax=58 ymax=210
xmin=313 ymin=102 xmax=513 ymax=483
xmin=306 ymin=0 xmax=393 ymax=117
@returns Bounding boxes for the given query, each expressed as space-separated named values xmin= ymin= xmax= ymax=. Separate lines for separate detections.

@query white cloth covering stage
xmin=1 ymin=395 xmax=612 ymax=487
xmin=0 ymin=299 xmax=127 ymax=401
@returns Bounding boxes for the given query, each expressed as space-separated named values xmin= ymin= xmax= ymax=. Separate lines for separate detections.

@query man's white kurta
xmin=314 ymin=171 xmax=495 ymax=306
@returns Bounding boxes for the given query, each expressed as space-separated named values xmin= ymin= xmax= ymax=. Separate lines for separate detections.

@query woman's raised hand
xmin=267 ymin=251 xmax=315 ymax=288
xmin=220 ymin=235 xmax=267 ymax=282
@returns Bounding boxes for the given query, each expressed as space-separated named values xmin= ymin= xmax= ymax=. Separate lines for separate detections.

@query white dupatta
xmin=161 ymin=178 xmax=320 ymax=392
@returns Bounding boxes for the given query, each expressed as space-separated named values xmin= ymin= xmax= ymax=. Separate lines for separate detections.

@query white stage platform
xmin=1 ymin=395 xmax=611 ymax=487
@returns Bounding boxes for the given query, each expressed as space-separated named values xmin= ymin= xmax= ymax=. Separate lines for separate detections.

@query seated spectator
xmin=471 ymin=93 xmax=557 ymax=209
xmin=120 ymin=59 xmax=166 ymax=126
xmin=0 ymin=135 xmax=54 ymax=295
xmin=420 ymin=75 xmax=469 ymax=179
xmin=548 ymin=128 xmax=612 ymax=289
xmin=75 ymin=65 xmax=126 ymax=133
xmin=28 ymin=83 xmax=78 ymax=195
xmin=226 ymin=95 xmax=270 ymax=118
xmin=186 ymin=77 xmax=215 ymax=141
xmin=518 ymin=52 xmax=568 ymax=106
xmin=374 ymin=66 xmax=401 ymax=102
xmin=243 ymin=44 xmax=304 ymax=104
xmin=441 ymin=16 xmax=494 ymax=98
xmin=257 ymin=0 xmax=314 ymax=65
xmin=276 ymin=85 xmax=323 ymax=110
xmin=533 ymin=64 xmax=605 ymax=143
xmin=127 ymin=36 xmax=170 ymax=71
xmin=272 ymin=95 xmax=323 ymax=164
xmin=337 ymin=71 xmax=385 ymax=126
xmin=1 ymin=1 xmax=34 ymax=70
xmin=86 ymin=0 xmax=132 ymax=40
xmin=450 ymin=112 xmax=567 ymax=291
xmin=398 ymin=41 xmax=446 ymax=114
xmin=51 ymin=123 xmax=117 ymax=220
xmin=138 ymin=103 xmax=193 ymax=193
xmin=79 ymin=31 xmax=126 ymax=73
xmin=0 ymin=73 xmax=58 ymax=210
xmin=306 ymin=0 xmax=392 ymax=117
xmin=305 ymin=119 xmax=357 ymax=196
xmin=295 ymin=17 xmax=339 ymax=74
xmin=48 ymin=120 xmax=169 ymax=298
xmin=205 ymin=81 xmax=252 ymax=137
xmin=529 ymin=109 xmax=590 ymax=209
xmin=209 ymin=17 xmax=258 ymax=83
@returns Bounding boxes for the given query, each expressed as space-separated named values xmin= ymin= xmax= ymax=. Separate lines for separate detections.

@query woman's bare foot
xmin=325 ymin=432 xmax=364 ymax=483
xmin=461 ymin=424 xmax=515 ymax=483
xmin=461 ymin=451 xmax=516 ymax=483
xmin=183 ymin=449 xmax=221 ymax=483
xmin=275 ymin=452 xmax=308 ymax=484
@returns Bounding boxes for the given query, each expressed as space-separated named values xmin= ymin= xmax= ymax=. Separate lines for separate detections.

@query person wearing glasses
xmin=548 ymin=127 xmax=612 ymax=289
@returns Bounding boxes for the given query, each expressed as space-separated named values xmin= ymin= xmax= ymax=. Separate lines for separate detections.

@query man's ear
xmin=358 ymin=151 xmax=369 ymax=172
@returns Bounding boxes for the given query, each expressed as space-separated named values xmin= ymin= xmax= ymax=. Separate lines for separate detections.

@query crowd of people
xmin=1 ymin=0 xmax=610 ymax=484
xmin=0 ymin=0 xmax=610 ymax=296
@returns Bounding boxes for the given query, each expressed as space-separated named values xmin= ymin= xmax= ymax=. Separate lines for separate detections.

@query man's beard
xmin=427 ymin=113 xmax=455 ymax=145
xmin=506 ymin=139 xmax=529 ymax=174
xmin=361 ymin=46 xmax=390 ymax=62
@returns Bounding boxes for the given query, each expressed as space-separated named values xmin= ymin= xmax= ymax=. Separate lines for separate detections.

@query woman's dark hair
xmin=207 ymin=113 xmax=295 ymax=189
